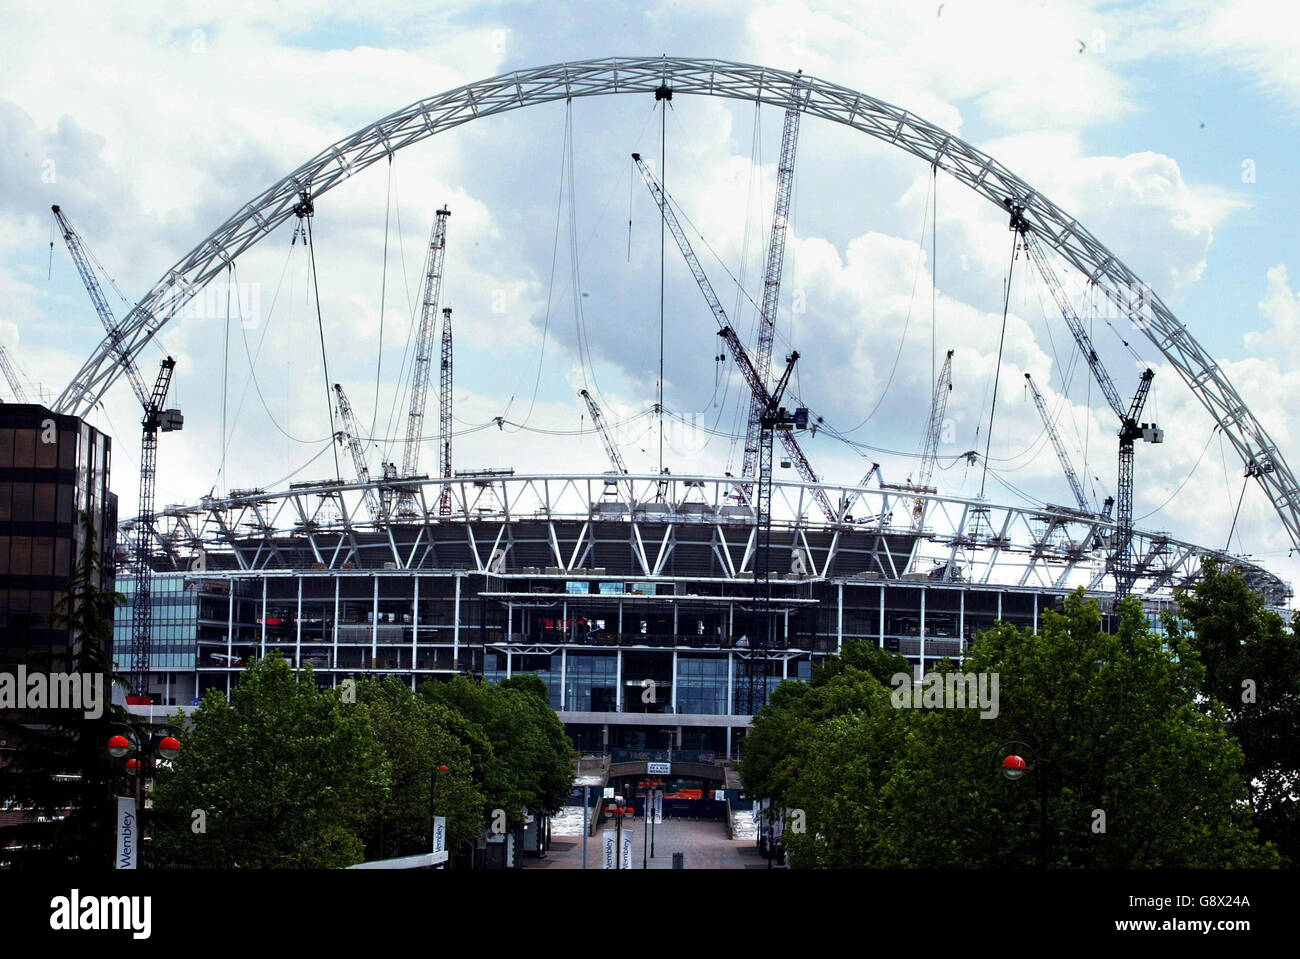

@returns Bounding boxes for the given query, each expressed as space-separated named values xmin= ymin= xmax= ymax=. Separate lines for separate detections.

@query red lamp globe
xmin=1001 ymin=754 xmax=1028 ymax=781
xmin=107 ymin=734 xmax=131 ymax=758
xmin=125 ymin=758 xmax=142 ymax=776
xmin=157 ymin=736 xmax=181 ymax=760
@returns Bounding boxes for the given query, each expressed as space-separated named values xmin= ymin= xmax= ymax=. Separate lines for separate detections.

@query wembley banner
xmin=115 ymin=796 xmax=138 ymax=870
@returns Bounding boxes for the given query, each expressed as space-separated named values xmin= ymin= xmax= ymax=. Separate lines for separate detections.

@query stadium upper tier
xmin=131 ymin=472 xmax=1289 ymax=606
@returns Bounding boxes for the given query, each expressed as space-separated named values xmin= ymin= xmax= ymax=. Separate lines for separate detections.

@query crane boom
xmin=51 ymin=205 xmax=150 ymax=409
xmin=741 ymin=73 xmax=803 ymax=490
xmin=631 ymin=153 xmax=836 ymax=523
xmin=0 ymin=345 xmax=29 ymax=402
xmin=1021 ymin=229 xmax=1127 ymax=421
xmin=911 ymin=349 xmax=954 ymax=531
xmin=1012 ymin=207 xmax=1160 ymax=597
xmin=439 ymin=307 xmax=453 ymax=516
xmin=334 ymin=383 xmax=381 ymax=521
xmin=580 ymin=389 xmax=628 ymax=475
xmin=1024 ymin=372 xmax=1091 ymax=513
xmin=403 ymin=207 xmax=450 ymax=478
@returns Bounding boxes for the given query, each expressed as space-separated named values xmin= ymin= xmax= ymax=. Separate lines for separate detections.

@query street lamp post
xmin=636 ymin=778 xmax=662 ymax=868
xmin=106 ymin=724 xmax=182 ymax=868
xmin=995 ymin=741 xmax=1051 ymax=870
xmin=649 ymin=778 xmax=661 ymax=859
xmin=607 ymin=799 xmax=634 ymax=869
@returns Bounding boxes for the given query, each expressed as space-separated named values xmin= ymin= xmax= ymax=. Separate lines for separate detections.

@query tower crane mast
xmin=404 ymin=207 xmax=450 ymax=479
xmin=580 ymin=389 xmax=628 ymax=475
xmin=631 ymin=153 xmax=836 ymax=523
xmin=334 ymin=383 xmax=381 ymax=522
xmin=438 ymin=307 xmax=453 ymax=515
xmin=1011 ymin=207 xmax=1162 ymax=599
xmin=741 ymin=73 xmax=803 ymax=493
xmin=911 ymin=349 xmax=953 ymax=531
xmin=1024 ymin=372 xmax=1091 ymax=514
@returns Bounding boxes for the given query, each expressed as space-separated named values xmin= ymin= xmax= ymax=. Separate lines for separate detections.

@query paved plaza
xmin=532 ymin=816 xmax=765 ymax=869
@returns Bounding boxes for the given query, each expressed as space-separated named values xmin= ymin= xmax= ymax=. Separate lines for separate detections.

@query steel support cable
xmin=504 ymin=106 xmax=570 ymax=433
xmin=978 ymin=231 xmax=1021 ymax=498
xmin=378 ymin=180 xmax=421 ymax=463
xmin=658 ymin=91 xmax=667 ymax=480
xmin=566 ymin=100 xmax=662 ymax=407
xmin=837 ymin=170 xmax=935 ymax=435
xmin=303 ymin=215 xmax=342 ymax=482
xmin=372 ymin=155 xmax=393 ymax=439
xmin=220 ymin=262 xmax=231 ymax=493
xmin=230 ymin=248 xmax=332 ymax=446
xmin=1226 ymin=472 xmax=1251 ymax=553
xmin=1136 ymin=425 xmax=1218 ymax=522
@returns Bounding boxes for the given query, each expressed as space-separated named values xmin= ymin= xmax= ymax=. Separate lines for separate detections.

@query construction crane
xmin=631 ymin=153 xmax=836 ymax=523
xmin=0 ymin=345 xmax=30 ymax=402
xmin=1024 ymin=372 xmax=1091 ymax=514
xmin=131 ymin=360 xmax=182 ymax=702
xmin=333 ymin=383 xmax=381 ymax=522
xmin=52 ymin=204 xmax=182 ymax=704
xmin=403 ymin=207 xmax=450 ymax=484
xmin=52 ymin=206 xmax=153 ymax=410
xmin=910 ymin=350 xmax=954 ymax=531
xmin=740 ymin=71 xmax=803 ymax=495
xmin=438 ymin=306 xmax=453 ymax=516
xmin=750 ymin=349 xmax=806 ymax=711
xmin=1011 ymin=208 xmax=1162 ymax=598
xmin=580 ymin=388 xmax=629 ymax=475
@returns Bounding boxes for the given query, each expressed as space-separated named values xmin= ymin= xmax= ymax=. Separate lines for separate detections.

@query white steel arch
xmin=54 ymin=56 xmax=1300 ymax=550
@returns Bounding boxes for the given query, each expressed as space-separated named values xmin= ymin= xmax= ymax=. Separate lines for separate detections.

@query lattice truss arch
xmin=55 ymin=56 xmax=1300 ymax=551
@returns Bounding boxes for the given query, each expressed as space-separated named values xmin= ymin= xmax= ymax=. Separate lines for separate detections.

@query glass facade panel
xmin=112 ymin=576 xmax=199 ymax=670
xmin=676 ymin=656 xmax=728 ymax=714
xmin=561 ymin=653 xmax=618 ymax=712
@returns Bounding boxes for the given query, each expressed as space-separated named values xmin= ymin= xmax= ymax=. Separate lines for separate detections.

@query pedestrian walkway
xmin=531 ymin=815 xmax=753 ymax=869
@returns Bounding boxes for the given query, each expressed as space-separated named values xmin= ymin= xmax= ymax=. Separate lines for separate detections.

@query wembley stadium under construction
xmin=7 ymin=57 xmax=1297 ymax=761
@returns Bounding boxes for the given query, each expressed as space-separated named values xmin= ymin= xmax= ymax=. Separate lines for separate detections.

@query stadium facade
xmin=110 ymin=471 xmax=1290 ymax=758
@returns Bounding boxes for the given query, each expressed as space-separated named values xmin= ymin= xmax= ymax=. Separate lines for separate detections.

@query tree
xmin=745 ymin=592 xmax=1278 ymax=868
xmin=149 ymin=653 xmax=389 ymax=868
xmin=0 ymin=511 xmax=130 ymax=867
xmin=421 ymin=676 xmax=574 ymax=827
xmin=1167 ymin=560 xmax=1300 ymax=863
xmin=354 ymin=677 xmax=485 ymax=860
xmin=739 ymin=639 xmax=907 ymax=804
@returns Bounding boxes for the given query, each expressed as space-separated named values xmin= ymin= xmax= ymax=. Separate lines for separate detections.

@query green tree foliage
xmin=354 ymin=677 xmax=485 ymax=858
xmin=150 ymin=653 xmax=388 ymax=868
xmin=744 ymin=590 xmax=1278 ymax=868
xmin=0 ymin=511 xmax=129 ymax=867
xmin=421 ymin=675 xmax=575 ymax=826
xmin=739 ymin=640 xmax=907 ymax=803
xmin=1167 ymin=560 xmax=1300 ymax=863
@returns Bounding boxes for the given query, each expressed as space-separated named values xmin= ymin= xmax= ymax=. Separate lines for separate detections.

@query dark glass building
xmin=0 ymin=402 xmax=116 ymax=667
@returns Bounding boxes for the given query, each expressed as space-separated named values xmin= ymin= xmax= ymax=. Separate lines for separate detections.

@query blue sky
xmin=2 ymin=0 xmax=1299 ymax=588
